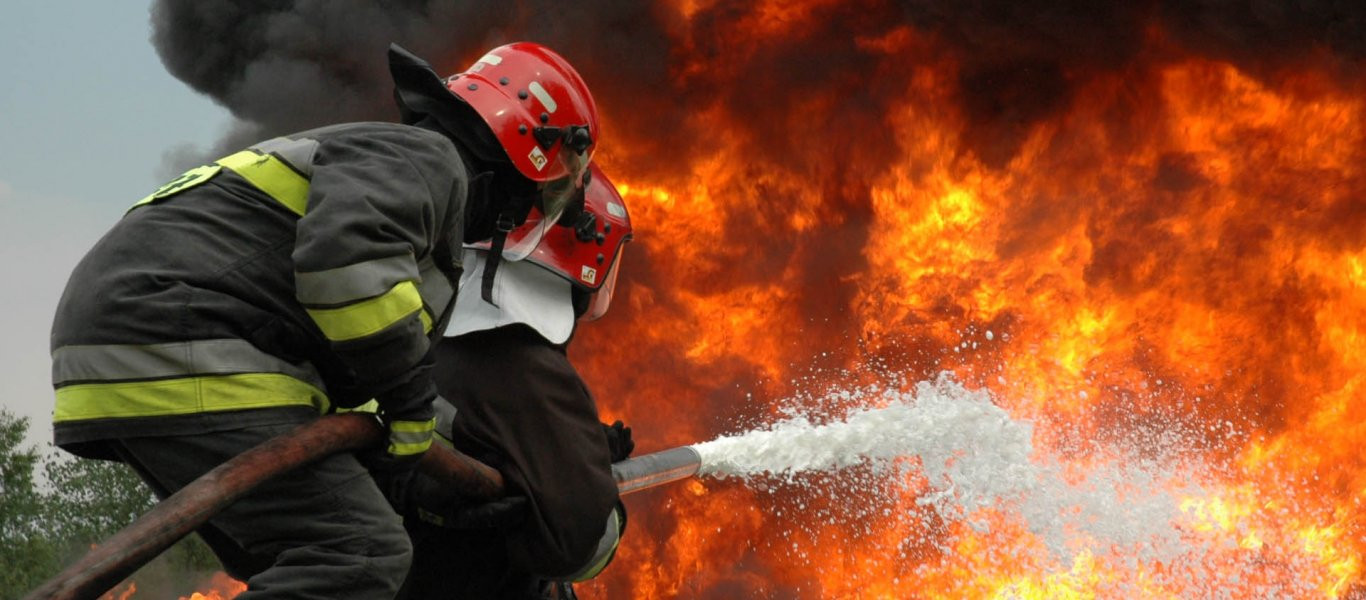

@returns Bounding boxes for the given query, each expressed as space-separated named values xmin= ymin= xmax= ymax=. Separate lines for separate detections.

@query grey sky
xmin=0 ymin=2 xmax=231 ymax=450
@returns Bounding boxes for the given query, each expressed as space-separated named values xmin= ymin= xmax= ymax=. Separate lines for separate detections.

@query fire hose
xmin=23 ymin=413 xmax=701 ymax=600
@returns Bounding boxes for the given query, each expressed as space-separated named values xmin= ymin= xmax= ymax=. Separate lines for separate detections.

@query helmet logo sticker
xmin=528 ymin=146 xmax=549 ymax=171
xmin=580 ymin=265 xmax=598 ymax=284
xmin=528 ymin=81 xmax=558 ymax=113
xmin=606 ymin=201 xmax=626 ymax=218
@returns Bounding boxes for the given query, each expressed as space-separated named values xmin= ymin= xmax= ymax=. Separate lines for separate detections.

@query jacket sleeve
xmin=291 ymin=124 xmax=466 ymax=409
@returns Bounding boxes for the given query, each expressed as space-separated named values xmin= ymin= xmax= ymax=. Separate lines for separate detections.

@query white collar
xmin=443 ymin=248 xmax=575 ymax=343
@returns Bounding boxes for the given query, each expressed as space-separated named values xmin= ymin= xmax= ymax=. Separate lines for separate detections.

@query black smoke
xmin=150 ymin=1 xmax=673 ymax=167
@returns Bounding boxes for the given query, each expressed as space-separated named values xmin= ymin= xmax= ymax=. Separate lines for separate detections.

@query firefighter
xmin=400 ymin=163 xmax=635 ymax=599
xmin=48 ymin=41 xmax=599 ymax=599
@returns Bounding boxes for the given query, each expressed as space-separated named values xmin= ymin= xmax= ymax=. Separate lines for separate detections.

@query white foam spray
xmin=688 ymin=373 xmax=1323 ymax=597
xmin=695 ymin=375 xmax=1037 ymax=519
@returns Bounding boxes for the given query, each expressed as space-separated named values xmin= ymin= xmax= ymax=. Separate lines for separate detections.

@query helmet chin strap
xmin=480 ymin=210 xmax=516 ymax=307
xmin=478 ymin=183 xmax=538 ymax=306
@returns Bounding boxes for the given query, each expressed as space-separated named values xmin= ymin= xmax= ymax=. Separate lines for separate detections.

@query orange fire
xmin=178 ymin=572 xmax=245 ymax=600
xmin=100 ymin=572 xmax=243 ymax=600
xmin=563 ymin=2 xmax=1366 ymax=598
xmin=98 ymin=582 xmax=135 ymax=600
xmin=112 ymin=4 xmax=1364 ymax=598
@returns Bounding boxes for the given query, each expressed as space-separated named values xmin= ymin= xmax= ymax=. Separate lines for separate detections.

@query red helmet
xmin=473 ymin=163 xmax=633 ymax=321
xmin=445 ymin=42 xmax=599 ymax=182
xmin=389 ymin=41 xmax=599 ymax=261
xmin=445 ymin=42 xmax=600 ymax=259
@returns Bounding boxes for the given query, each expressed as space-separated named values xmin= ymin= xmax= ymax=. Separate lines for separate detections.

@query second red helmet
xmin=470 ymin=163 xmax=633 ymax=321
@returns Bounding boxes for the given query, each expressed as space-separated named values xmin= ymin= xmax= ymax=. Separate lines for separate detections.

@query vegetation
xmin=0 ymin=409 xmax=219 ymax=599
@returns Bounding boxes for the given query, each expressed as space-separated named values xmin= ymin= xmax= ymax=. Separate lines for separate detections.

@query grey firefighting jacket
xmin=50 ymin=122 xmax=466 ymax=459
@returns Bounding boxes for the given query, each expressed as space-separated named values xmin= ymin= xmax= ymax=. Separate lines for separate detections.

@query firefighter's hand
xmin=446 ymin=495 xmax=530 ymax=530
xmin=377 ymin=374 xmax=439 ymax=462
xmin=363 ymin=380 xmax=438 ymax=510
xmin=603 ymin=420 xmax=634 ymax=462
xmin=382 ymin=405 xmax=437 ymax=462
xmin=365 ymin=410 xmax=435 ymax=511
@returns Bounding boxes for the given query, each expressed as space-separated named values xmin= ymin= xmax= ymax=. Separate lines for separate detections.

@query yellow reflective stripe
xmin=127 ymin=147 xmax=311 ymax=214
xmin=389 ymin=439 xmax=433 ymax=457
xmin=130 ymin=164 xmax=224 ymax=210
xmin=389 ymin=418 xmax=435 ymax=433
xmin=419 ymin=307 xmax=434 ymax=333
xmin=307 ymin=280 xmax=423 ymax=342
xmin=53 ymin=373 xmax=329 ymax=423
xmin=388 ymin=417 xmax=436 ymax=456
xmin=217 ymin=150 xmax=311 ymax=216
xmin=335 ymin=399 xmax=380 ymax=414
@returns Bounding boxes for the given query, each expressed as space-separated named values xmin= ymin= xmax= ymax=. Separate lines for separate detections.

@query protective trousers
xmin=113 ymin=419 xmax=412 ymax=600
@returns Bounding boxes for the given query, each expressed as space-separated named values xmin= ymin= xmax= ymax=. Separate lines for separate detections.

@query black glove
xmin=603 ymin=420 xmax=634 ymax=463
xmin=445 ymin=495 xmax=530 ymax=530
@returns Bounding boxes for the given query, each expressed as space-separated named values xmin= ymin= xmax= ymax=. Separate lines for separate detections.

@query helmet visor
xmin=539 ymin=147 xmax=590 ymax=224
xmin=501 ymin=151 xmax=591 ymax=261
xmin=498 ymin=207 xmax=551 ymax=261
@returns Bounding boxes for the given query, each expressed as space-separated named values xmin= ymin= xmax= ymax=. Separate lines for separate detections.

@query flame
xmin=101 ymin=572 xmax=243 ymax=600
xmin=98 ymin=582 xmax=135 ymax=600
xmin=178 ymin=573 xmax=245 ymax=600
xmin=107 ymin=4 xmax=1364 ymax=597
xmin=564 ymin=2 xmax=1366 ymax=598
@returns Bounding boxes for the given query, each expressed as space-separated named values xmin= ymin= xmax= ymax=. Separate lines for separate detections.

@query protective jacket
xmin=51 ymin=122 xmax=466 ymax=460
xmin=402 ymin=248 xmax=621 ymax=599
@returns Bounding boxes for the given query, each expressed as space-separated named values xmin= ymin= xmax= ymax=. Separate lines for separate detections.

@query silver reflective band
xmin=251 ymin=136 xmax=319 ymax=178
xmin=416 ymin=256 xmax=455 ymax=314
xmin=296 ymin=254 xmax=421 ymax=306
xmin=528 ymin=81 xmax=558 ymax=113
xmin=389 ymin=428 xmax=433 ymax=445
xmin=52 ymin=339 xmax=325 ymax=389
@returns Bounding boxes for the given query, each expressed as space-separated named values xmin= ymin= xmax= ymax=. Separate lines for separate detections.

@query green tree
xmin=1 ymin=409 xmax=220 ymax=600
xmin=43 ymin=447 xmax=158 ymax=553
xmin=0 ymin=409 xmax=59 ymax=596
